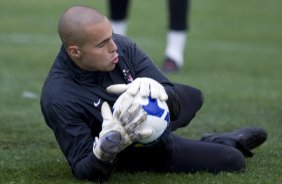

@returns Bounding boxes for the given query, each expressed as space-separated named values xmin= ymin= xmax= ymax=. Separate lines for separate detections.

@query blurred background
xmin=0 ymin=0 xmax=281 ymax=183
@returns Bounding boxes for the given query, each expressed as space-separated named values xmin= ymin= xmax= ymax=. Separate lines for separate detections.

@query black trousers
xmin=108 ymin=0 xmax=190 ymax=31
xmin=115 ymin=84 xmax=246 ymax=173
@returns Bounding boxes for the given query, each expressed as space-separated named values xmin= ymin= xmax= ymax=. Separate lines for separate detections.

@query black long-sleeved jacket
xmin=40 ymin=34 xmax=176 ymax=181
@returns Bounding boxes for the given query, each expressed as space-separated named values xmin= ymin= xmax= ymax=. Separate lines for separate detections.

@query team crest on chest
xmin=122 ymin=69 xmax=133 ymax=83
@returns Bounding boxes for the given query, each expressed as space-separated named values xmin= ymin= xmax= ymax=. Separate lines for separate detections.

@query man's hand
xmin=106 ymin=77 xmax=168 ymax=101
xmin=93 ymin=101 xmax=152 ymax=162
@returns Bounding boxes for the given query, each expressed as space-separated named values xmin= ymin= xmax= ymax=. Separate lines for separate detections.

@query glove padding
xmin=106 ymin=77 xmax=168 ymax=101
xmin=93 ymin=101 xmax=152 ymax=162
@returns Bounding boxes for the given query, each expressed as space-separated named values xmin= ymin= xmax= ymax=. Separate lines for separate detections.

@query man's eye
xmin=98 ymin=42 xmax=105 ymax=47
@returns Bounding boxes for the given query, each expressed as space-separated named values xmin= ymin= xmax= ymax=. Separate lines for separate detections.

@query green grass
xmin=0 ymin=0 xmax=281 ymax=183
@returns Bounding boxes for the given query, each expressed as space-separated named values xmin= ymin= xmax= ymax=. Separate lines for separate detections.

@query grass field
xmin=0 ymin=0 xmax=281 ymax=183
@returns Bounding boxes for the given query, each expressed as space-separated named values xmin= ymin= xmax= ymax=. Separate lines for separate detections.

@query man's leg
xmin=201 ymin=127 xmax=267 ymax=157
xmin=166 ymin=83 xmax=204 ymax=131
xmin=115 ymin=134 xmax=245 ymax=173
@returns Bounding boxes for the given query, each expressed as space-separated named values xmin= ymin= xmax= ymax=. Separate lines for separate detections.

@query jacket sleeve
xmin=41 ymin=101 xmax=115 ymax=181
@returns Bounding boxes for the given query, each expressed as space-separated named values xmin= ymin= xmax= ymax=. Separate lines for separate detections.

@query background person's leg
xmin=108 ymin=0 xmax=130 ymax=35
xmin=163 ymin=0 xmax=190 ymax=71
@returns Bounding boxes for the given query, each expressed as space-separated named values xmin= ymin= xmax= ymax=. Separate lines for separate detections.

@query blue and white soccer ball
xmin=113 ymin=91 xmax=170 ymax=144
xmin=132 ymin=94 xmax=170 ymax=144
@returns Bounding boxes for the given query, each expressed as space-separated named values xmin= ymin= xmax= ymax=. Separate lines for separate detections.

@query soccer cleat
xmin=201 ymin=127 xmax=267 ymax=150
xmin=162 ymin=57 xmax=180 ymax=73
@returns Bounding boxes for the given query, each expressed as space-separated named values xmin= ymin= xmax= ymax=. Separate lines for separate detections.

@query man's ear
xmin=68 ymin=45 xmax=81 ymax=58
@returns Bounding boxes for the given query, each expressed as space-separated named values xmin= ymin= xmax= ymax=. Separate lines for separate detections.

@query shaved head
xmin=58 ymin=5 xmax=106 ymax=47
xmin=56 ymin=5 xmax=118 ymax=72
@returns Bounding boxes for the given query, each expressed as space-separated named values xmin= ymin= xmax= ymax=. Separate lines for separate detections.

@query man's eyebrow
xmin=97 ymin=37 xmax=111 ymax=46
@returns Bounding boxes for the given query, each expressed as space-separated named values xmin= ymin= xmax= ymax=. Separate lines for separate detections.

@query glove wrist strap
xmin=93 ymin=138 xmax=116 ymax=162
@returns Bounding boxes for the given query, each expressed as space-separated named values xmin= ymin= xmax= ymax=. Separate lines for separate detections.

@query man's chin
xmin=106 ymin=64 xmax=116 ymax=72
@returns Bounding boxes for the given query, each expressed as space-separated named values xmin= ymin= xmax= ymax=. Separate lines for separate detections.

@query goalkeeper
xmin=40 ymin=6 xmax=267 ymax=182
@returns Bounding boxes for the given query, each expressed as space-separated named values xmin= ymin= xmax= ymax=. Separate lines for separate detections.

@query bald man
xmin=41 ymin=5 xmax=267 ymax=182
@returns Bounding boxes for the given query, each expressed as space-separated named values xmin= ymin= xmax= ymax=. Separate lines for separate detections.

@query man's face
xmin=76 ymin=18 xmax=119 ymax=72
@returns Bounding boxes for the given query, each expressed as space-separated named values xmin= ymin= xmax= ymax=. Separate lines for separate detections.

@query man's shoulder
xmin=41 ymin=74 xmax=104 ymax=110
xmin=41 ymin=80 xmax=65 ymax=102
xmin=41 ymin=76 xmax=80 ymax=105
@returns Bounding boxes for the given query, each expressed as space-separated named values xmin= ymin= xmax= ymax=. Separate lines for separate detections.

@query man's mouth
xmin=112 ymin=54 xmax=119 ymax=64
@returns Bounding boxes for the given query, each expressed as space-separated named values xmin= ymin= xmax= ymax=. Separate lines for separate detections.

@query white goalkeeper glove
xmin=93 ymin=100 xmax=152 ymax=162
xmin=106 ymin=77 xmax=168 ymax=101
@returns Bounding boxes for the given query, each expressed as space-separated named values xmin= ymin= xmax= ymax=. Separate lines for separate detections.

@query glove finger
xmin=101 ymin=102 xmax=113 ymax=121
xmin=119 ymin=103 xmax=141 ymax=126
xmin=124 ymin=109 xmax=147 ymax=132
xmin=129 ymin=128 xmax=153 ymax=142
xmin=159 ymin=87 xmax=168 ymax=101
xmin=139 ymin=80 xmax=150 ymax=97
xmin=126 ymin=79 xmax=140 ymax=96
xmin=113 ymin=93 xmax=134 ymax=118
xmin=149 ymin=84 xmax=159 ymax=99
xmin=106 ymin=84 xmax=129 ymax=95
xmin=119 ymin=93 xmax=134 ymax=112
xmin=150 ymin=84 xmax=168 ymax=100
xmin=135 ymin=128 xmax=153 ymax=140
xmin=148 ymin=80 xmax=168 ymax=100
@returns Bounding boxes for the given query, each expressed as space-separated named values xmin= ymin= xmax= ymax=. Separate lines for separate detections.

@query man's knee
xmin=181 ymin=83 xmax=204 ymax=107
xmin=168 ymin=83 xmax=204 ymax=131
xmin=175 ymin=83 xmax=204 ymax=110
xmin=218 ymin=147 xmax=246 ymax=172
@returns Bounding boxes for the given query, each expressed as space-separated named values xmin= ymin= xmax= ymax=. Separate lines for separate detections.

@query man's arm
xmin=113 ymin=34 xmax=181 ymax=120
xmin=41 ymin=102 xmax=115 ymax=181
